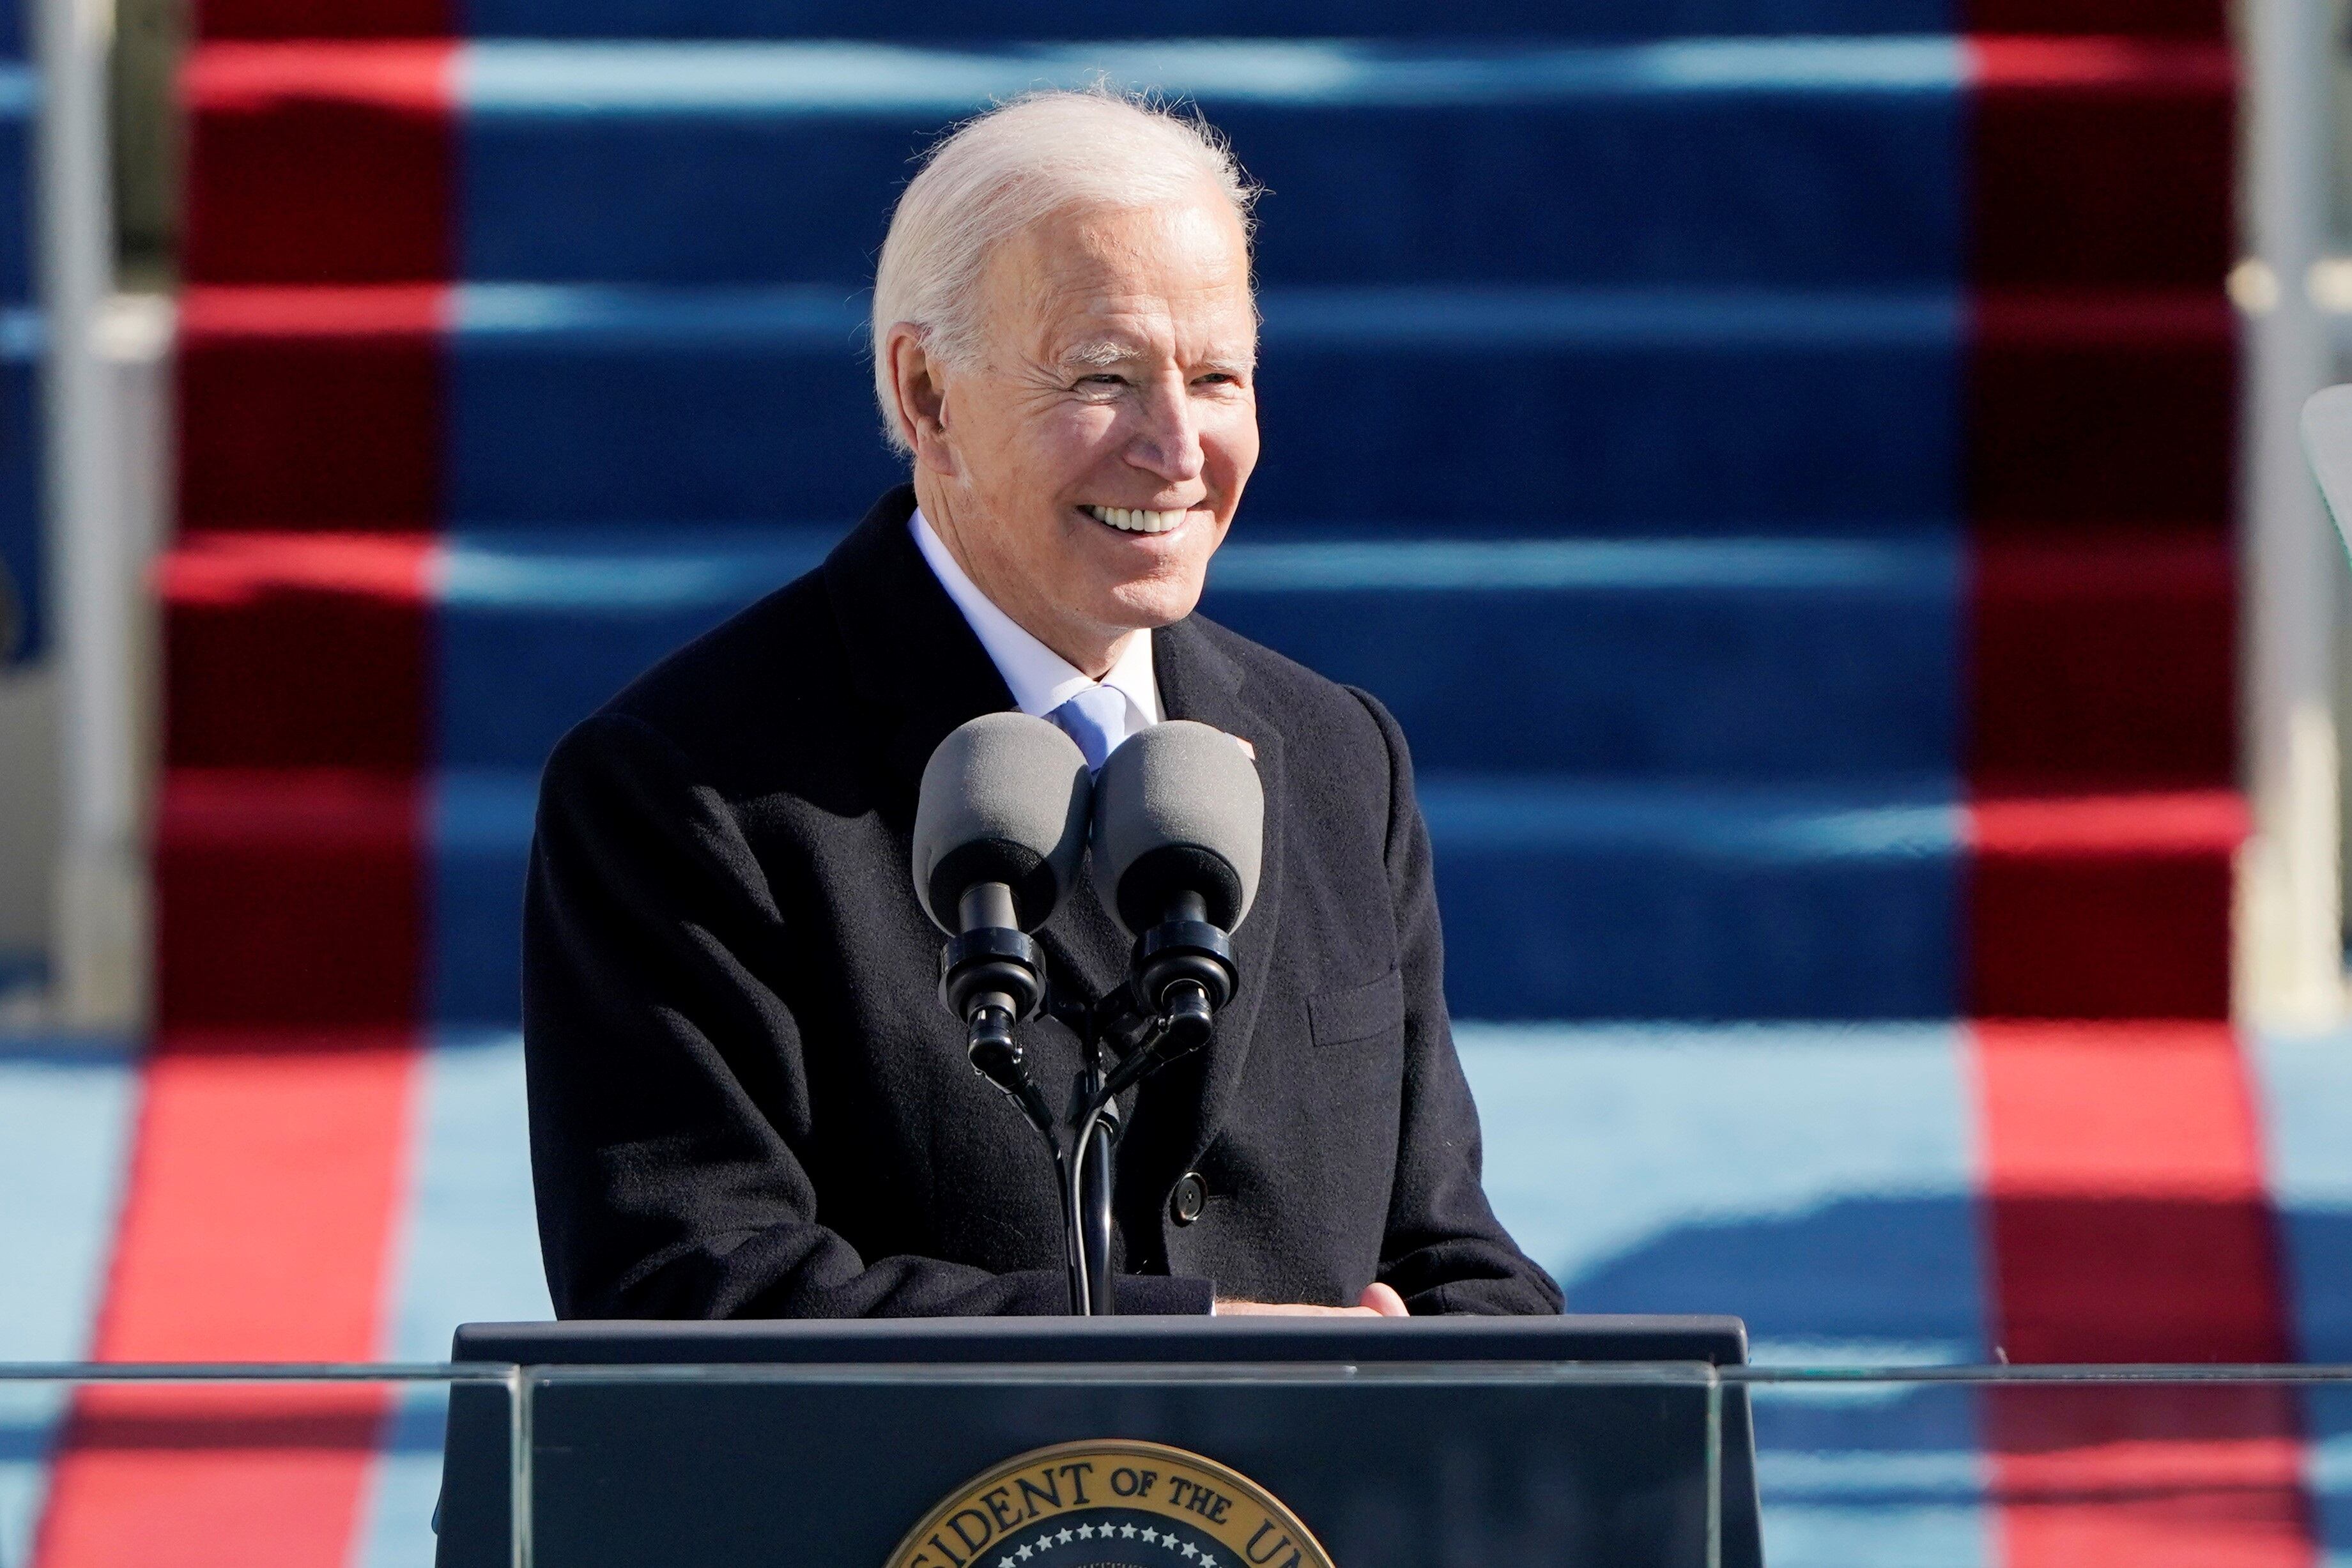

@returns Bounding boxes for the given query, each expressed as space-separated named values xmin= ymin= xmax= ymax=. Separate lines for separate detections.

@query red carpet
xmin=176 ymin=286 xmax=449 ymax=530
xmin=34 ymin=1032 xmax=422 ymax=1568
xmin=1974 ymin=1022 xmax=2310 ymax=1566
xmin=182 ymin=44 xmax=456 ymax=286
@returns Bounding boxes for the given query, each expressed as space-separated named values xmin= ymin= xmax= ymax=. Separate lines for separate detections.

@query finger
xmin=1217 ymin=1300 xmax=1350 ymax=1316
xmin=1358 ymin=1282 xmax=1410 ymax=1317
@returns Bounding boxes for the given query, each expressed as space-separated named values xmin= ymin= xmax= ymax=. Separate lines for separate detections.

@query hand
xmin=1215 ymin=1283 xmax=1410 ymax=1318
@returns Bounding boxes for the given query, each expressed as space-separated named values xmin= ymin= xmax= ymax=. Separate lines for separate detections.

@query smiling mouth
xmin=1082 ymin=503 xmax=1191 ymax=535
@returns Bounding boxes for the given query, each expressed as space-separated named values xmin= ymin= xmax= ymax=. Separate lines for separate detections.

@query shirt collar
xmin=911 ymin=507 xmax=1161 ymax=729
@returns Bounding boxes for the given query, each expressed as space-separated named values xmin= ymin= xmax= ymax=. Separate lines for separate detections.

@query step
xmin=1227 ymin=532 xmax=2234 ymax=785
xmin=1966 ymin=792 xmax=2240 ymax=1020
xmin=166 ymin=527 xmax=1966 ymax=777
xmin=1431 ymin=781 xmax=2234 ymax=1020
xmin=1969 ymin=535 xmax=2234 ymax=788
xmin=431 ymin=773 xmax=2233 ymax=1022
xmin=1428 ymin=777 xmax=1964 ymax=1020
xmin=158 ymin=530 xmax=434 ymax=769
xmin=151 ymin=762 xmax=2239 ymax=1025
xmin=153 ymin=762 xmax=2236 ymax=1029
xmin=174 ymin=282 xmax=2234 ymax=534
xmin=181 ymin=38 xmax=2232 ymax=293
xmin=155 ymin=768 xmax=428 ymax=1029
xmin=440 ymin=529 xmax=1967 ymax=776
xmin=193 ymin=0 xmax=2227 ymax=43
xmin=161 ymin=527 xmax=2237 ymax=786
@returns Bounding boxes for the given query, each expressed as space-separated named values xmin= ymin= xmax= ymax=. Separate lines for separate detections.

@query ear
xmin=884 ymin=323 xmax=957 ymax=478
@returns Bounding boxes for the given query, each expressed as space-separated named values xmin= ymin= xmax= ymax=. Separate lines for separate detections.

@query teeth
xmin=1086 ymin=505 xmax=1188 ymax=535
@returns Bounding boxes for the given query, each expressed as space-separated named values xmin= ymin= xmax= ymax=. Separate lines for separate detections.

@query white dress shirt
xmin=912 ymin=507 xmax=1162 ymax=752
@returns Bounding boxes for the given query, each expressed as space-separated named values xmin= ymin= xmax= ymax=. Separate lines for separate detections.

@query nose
xmin=1124 ymin=373 xmax=1205 ymax=486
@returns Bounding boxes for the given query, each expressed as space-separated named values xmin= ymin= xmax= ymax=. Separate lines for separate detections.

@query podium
xmin=436 ymin=1315 xmax=1765 ymax=1567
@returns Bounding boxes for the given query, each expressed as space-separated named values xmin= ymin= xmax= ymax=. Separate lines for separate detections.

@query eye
xmin=1078 ymin=373 xmax=1127 ymax=388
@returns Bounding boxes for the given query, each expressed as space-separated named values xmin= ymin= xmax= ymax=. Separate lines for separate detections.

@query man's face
xmin=906 ymin=192 xmax=1261 ymax=670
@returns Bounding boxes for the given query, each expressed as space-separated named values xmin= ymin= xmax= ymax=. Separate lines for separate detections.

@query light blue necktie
xmin=1049 ymin=686 xmax=1127 ymax=772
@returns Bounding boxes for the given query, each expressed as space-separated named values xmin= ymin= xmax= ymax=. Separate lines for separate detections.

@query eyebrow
xmin=1059 ymin=341 xmax=1140 ymax=372
xmin=1056 ymin=341 xmax=1259 ymax=376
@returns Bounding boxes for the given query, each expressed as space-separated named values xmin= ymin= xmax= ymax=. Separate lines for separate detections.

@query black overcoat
xmin=523 ymin=486 xmax=1563 ymax=1318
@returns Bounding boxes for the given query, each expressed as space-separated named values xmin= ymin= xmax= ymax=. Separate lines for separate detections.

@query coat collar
xmin=823 ymin=486 xmax=1286 ymax=1164
xmin=822 ymin=485 xmax=1017 ymax=806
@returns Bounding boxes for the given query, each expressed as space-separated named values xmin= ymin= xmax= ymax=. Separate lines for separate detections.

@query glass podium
xmin=4 ymin=1355 xmax=2348 ymax=1567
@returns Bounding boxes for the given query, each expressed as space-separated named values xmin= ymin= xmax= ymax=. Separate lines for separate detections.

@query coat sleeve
xmin=524 ymin=711 xmax=1213 ymax=1319
xmin=1348 ymin=689 xmax=1567 ymax=1316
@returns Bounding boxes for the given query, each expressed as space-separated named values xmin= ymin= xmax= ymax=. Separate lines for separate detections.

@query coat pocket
xmin=1307 ymin=968 xmax=1406 ymax=1049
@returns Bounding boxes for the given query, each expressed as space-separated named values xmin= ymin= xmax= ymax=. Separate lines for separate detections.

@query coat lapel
xmin=1150 ymin=617 xmax=1286 ymax=1169
xmin=820 ymin=487 xmax=1127 ymax=1001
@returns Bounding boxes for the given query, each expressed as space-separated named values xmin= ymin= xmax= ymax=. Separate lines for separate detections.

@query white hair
xmin=871 ymin=87 xmax=1260 ymax=453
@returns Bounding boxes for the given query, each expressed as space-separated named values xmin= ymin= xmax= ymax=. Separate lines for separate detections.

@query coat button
xmin=1170 ymin=1172 xmax=1208 ymax=1225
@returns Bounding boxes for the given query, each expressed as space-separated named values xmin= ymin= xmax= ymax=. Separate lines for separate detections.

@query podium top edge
xmin=451 ymin=1313 xmax=1751 ymax=1368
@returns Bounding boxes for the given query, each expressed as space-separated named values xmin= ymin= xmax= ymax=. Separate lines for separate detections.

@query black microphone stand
xmin=1057 ymin=903 xmax=1237 ymax=1317
xmin=947 ymin=894 xmax=1236 ymax=1317
xmin=1073 ymin=1036 xmax=1119 ymax=1314
xmin=1047 ymin=990 xmax=1147 ymax=1317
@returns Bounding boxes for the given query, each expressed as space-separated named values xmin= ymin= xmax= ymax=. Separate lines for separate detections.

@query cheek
xmin=951 ymin=390 xmax=1098 ymax=494
xmin=1201 ymin=402 xmax=1261 ymax=492
xmin=1018 ymin=406 xmax=1124 ymax=486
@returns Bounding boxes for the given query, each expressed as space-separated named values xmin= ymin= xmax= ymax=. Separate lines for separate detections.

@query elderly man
xmin=525 ymin=89 xmax=1561 ymax=1319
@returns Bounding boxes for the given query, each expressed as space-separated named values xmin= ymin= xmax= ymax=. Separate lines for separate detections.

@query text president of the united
xmin=524 ymin=89 xmax=1563 ymax=1319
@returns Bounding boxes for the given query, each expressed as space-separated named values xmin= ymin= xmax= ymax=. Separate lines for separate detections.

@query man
xmin=525 ymin=89 xmax=1560 ymax=1319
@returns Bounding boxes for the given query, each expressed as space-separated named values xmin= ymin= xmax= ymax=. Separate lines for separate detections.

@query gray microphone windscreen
xmin=1091 ymin=720 xmax=1264 ymax=934
xmin=913 ymin=712 xmax=1093 ymax=933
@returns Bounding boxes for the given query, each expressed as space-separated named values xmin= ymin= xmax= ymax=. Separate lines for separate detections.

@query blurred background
xmin=4 ymin=1 xmax=2352 ymax=1564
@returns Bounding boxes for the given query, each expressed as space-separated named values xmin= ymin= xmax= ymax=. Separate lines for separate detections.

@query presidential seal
xmin=885 ymin=1440 xmax=1336 ymax=1568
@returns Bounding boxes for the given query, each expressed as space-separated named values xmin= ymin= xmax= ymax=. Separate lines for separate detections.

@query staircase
xmin=158 ymin=14 xmax=2241 ymax=1030
xmin=36 ymin=1 xmax=2314 ymax=1565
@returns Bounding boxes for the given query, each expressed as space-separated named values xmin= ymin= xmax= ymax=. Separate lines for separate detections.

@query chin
xmin=1099 ymin=574 xmax=1206 ymax=632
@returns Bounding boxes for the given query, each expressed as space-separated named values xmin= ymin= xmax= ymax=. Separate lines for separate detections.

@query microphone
xmin=1089 ymin=720 xmax=1264 ymax=1077
xmin=913 ymin=712 xmax=1092 ymax=1125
